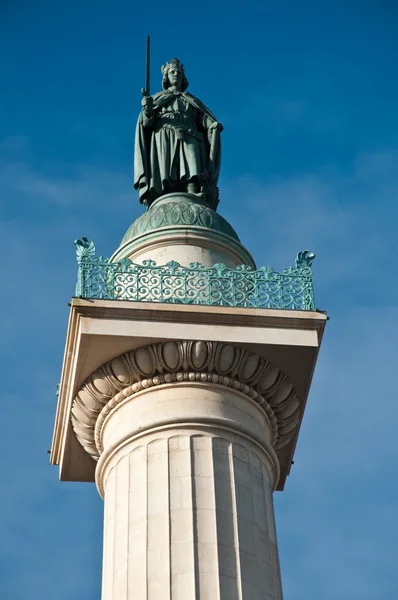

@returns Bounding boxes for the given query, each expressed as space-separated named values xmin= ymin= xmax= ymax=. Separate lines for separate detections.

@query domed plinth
xmin=111 ymin=193 xmax=255 ymax=268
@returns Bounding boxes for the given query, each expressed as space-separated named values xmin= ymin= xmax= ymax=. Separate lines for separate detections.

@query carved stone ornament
xmin=120 ymin=194 xmax=239 ymax=246
xmin=71 ymin=341 xmax=301 ymax=461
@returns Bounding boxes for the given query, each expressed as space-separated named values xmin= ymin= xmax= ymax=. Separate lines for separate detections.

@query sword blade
xmin=145 ymin=35 xmax=150 ymax=96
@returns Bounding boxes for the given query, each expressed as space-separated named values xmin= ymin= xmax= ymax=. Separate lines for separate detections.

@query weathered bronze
xmin=141 ymin=35 xmax=150 ymax=98
xmin=134 ymin=57 xmax=223 ymax=209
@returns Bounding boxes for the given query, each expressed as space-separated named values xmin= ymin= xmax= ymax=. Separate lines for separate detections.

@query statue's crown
xmin=161 ymin=57 xmax=184 ymax=76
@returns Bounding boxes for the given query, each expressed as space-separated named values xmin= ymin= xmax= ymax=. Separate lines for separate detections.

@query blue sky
xmin=1 ymin=0 xmax=398 ymax=598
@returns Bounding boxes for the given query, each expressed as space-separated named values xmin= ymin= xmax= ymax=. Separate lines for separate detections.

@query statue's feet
xmin=187 ymin=180 xmax=207 ymax=202
xmin=187 ymin=181 xmax=198 ymax=195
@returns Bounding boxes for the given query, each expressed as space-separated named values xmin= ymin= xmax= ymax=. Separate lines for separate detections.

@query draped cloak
xmin=134 ymin=90 xmax=221 ymax=206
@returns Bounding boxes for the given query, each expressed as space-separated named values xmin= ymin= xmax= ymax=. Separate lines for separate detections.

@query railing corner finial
xmin=74 ymin=237 xmax=96 ymax=264
xmin=295 ymin=250 xmax=315 ymax=269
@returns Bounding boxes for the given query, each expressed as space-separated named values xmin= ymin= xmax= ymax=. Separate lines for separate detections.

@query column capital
xmin=71 ymin=340 xmax=300 ymax=472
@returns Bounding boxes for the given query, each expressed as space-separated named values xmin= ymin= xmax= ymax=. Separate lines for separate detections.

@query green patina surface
xmin=121 ymin=194 xmax=239 ymax=246
xmin=75 ymin=238 xmax=316 ymax=311
xmin=135 ymin=57 xmax=222 ymax=210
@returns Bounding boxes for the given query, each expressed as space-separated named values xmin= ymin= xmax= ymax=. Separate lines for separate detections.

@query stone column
xmin=68 ymin=339 xmax=300 ymax=600
xmin=96 ymin=384 xmax=283 ymax=600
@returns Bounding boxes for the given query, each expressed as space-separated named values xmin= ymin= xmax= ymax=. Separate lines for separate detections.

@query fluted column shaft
xmin=96 ymin=383 xmax=283 ymax=600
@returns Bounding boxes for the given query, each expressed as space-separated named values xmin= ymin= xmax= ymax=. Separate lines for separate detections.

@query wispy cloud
xmin=221 ymin=150 xmax=398 ymax=310
xmin=0 ymin=149 xmax=134 ymax=211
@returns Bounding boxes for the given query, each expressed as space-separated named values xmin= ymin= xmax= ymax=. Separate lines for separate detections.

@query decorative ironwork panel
xmin=75 ymin=239 xmax=315 ymax=311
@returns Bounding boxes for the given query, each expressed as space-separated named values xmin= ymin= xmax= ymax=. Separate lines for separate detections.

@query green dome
xmin=121 ymin=193 xmax=240 ymax=245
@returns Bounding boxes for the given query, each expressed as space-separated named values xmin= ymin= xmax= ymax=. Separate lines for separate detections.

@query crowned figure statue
xmin=134 ymin=58 xmax=223 ymax=210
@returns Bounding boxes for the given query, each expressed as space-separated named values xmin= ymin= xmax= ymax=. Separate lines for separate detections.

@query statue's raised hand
xmin=141 ymin=94 xmax=154 ymax=117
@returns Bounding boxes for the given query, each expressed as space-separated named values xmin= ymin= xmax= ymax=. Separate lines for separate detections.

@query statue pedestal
xmin=51 ymin=300 xmax=326 ymax=599
xmin=112 ymin=193 xmax=255 ymax=268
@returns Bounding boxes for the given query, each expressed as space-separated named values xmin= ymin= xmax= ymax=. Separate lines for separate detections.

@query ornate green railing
xmin=74 ymin=238 xmax=315 ymax=310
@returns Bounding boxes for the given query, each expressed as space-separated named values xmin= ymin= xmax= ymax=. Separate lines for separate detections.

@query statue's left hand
xmin=141 ymin=95 xmax=154 ymax=117
xmin=210 ymin=121 xmax=224 ymax=133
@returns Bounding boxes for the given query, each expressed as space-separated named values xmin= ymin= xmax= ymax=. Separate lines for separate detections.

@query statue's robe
xmin=134 ymin=90 xmax=221 ymax=206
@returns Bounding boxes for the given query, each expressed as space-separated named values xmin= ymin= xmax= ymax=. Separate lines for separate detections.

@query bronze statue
xmin=134 ymin=55 xmax=223 ymax=209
